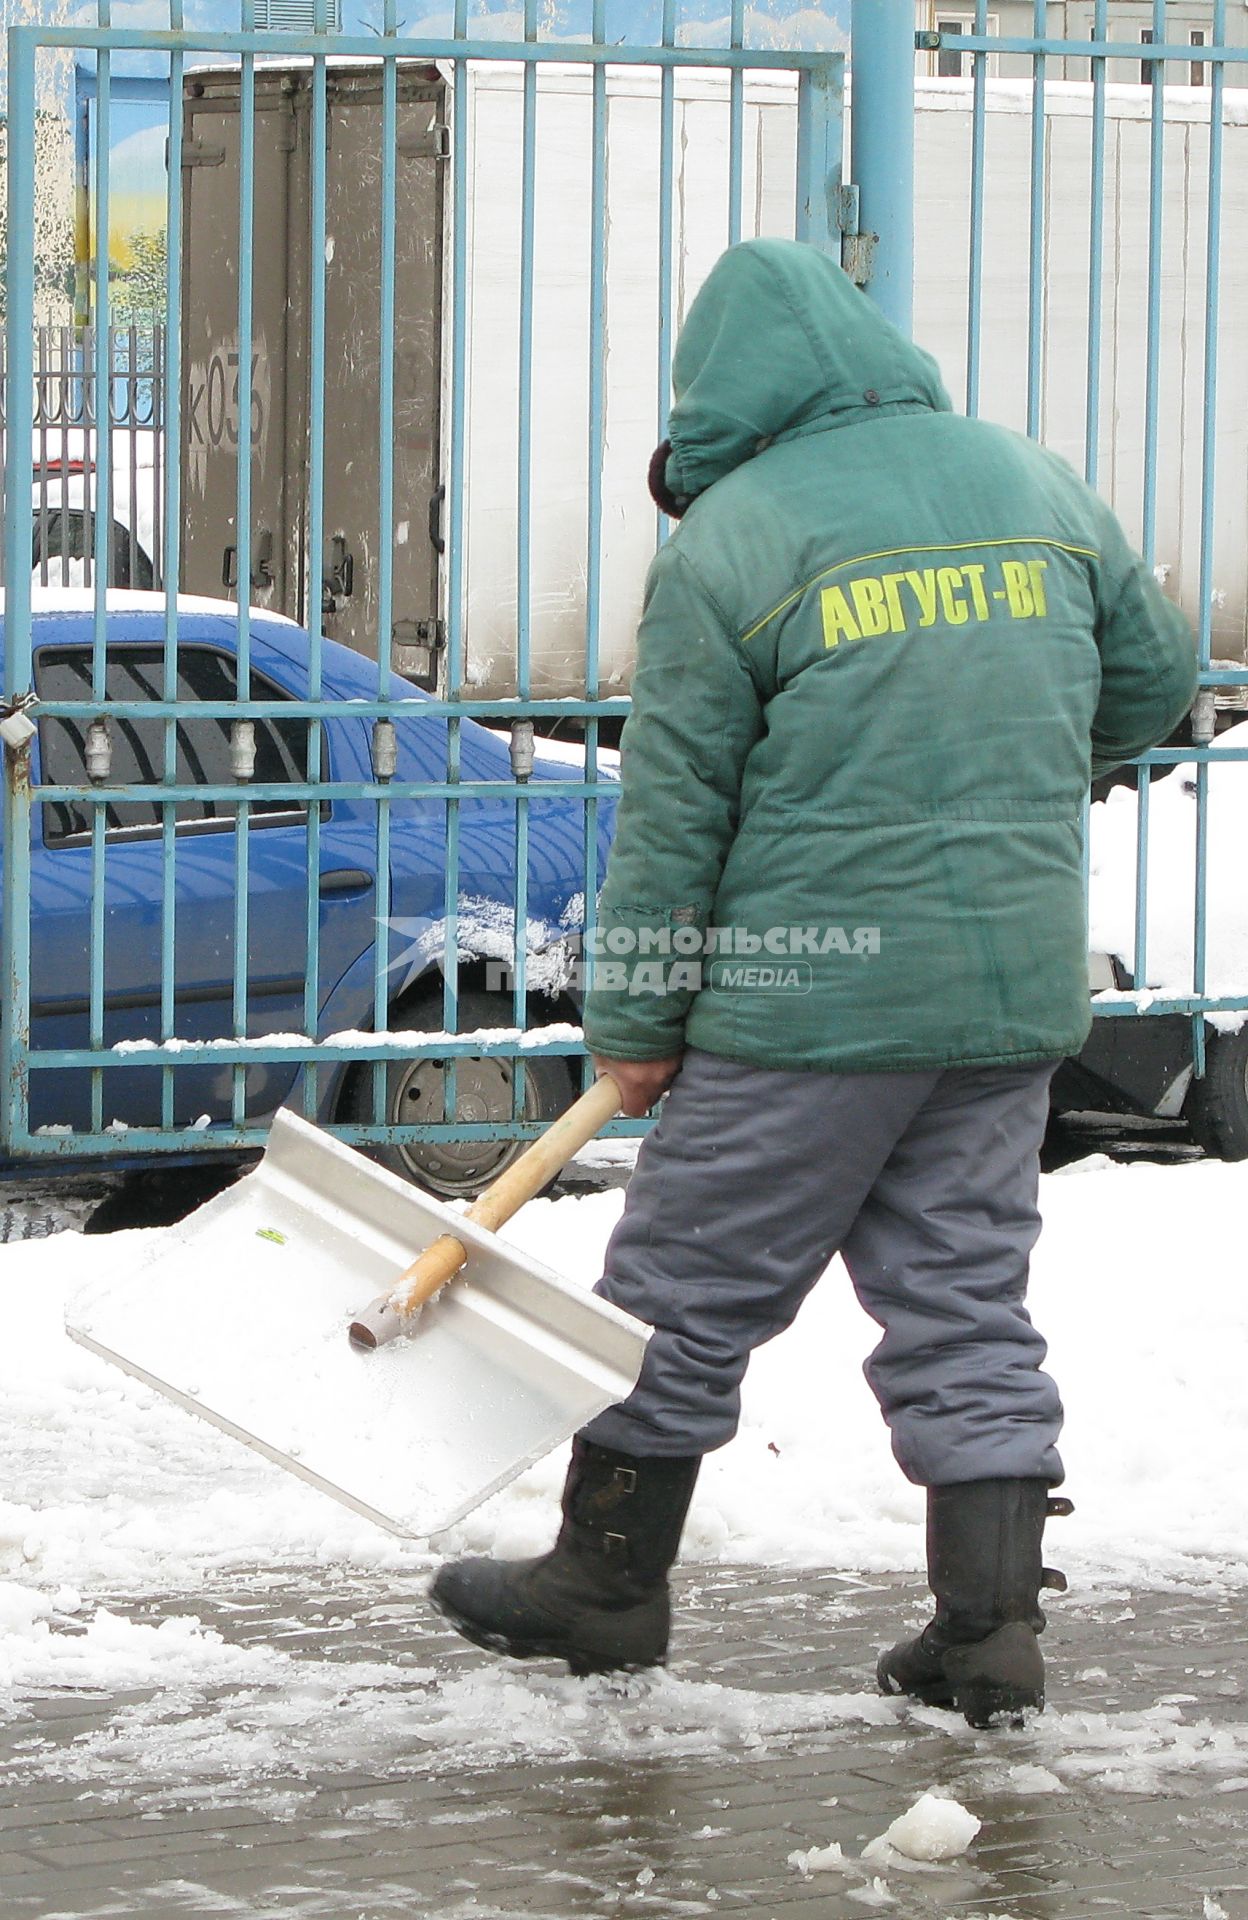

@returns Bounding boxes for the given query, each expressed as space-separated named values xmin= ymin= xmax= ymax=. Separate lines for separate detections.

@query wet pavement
xmin=2 ymin=1566 xmax=1245 ymax=1919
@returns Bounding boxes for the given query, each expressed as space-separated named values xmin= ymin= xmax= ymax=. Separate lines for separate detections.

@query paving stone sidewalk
xmin=2 ymin=1566 xmax=1246 ymax=1920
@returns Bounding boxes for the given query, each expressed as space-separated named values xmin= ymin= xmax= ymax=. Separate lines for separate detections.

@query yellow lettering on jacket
xmin=1001 ymin=560 xmax=1037 ymax=617
xmin=850 ymin=576 xmax=891 ymax=637
xmin=962 ymin=563 xmax=990 ymax=619
xmin=820 ymin=584 xmax=862 ymax=647
xmin=905 ymin=569 xmax=940 ymax=626
xmin=937 ymin=567 xmax=969 ymax=624
xmin=819 ymin=552 xmax=1054 ymax=649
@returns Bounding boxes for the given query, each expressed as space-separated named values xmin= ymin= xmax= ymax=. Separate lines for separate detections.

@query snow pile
xmin=1089 ymin=722 xmax=1248 ymax=1028
xmin=0 ymin=1586 xmax=287 ymax=1704
xmin=864 ymin=1791 xmax=981 ymax=1864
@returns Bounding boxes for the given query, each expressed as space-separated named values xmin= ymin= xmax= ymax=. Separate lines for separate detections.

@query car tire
xmin=339 ymin=989 xmax=576 ymax=1201
xmin=1185 ymin=1028 xmax=1248 ymax=1162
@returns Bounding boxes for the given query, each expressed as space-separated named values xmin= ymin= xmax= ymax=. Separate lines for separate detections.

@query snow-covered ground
xmin=2 ymin=1149 xmax=1245 ymax=1618
xmin=3 ymin=1148 xmax=1248 ymax=1823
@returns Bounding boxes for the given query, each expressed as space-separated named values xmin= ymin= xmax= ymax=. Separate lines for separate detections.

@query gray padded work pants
xmin=583 ymin=1047 xmax=1064 ymax=1487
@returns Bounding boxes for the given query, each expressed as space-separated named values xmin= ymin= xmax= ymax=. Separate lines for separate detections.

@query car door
xmin=28 ymin=620 xmax=378 ymax=1135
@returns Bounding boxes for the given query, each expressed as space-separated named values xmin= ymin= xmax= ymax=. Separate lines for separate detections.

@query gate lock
xmin=0 ymin=693 xmax=37 ymax=754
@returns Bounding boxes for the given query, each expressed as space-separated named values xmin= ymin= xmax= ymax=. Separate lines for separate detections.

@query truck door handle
xmin=319 ymin=868 xmax=374 ymax=896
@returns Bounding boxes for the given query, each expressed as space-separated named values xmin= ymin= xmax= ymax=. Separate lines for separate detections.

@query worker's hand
xmin=591 ymin=1053 xmax=684 ymax=1118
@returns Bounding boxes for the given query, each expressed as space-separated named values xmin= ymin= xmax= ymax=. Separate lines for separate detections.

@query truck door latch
xmin=323 ymin=534 xmax=355 ymax=613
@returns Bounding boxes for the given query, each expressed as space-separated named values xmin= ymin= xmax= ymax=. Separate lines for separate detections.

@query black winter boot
xmin=877 ymin=1480 xmax=1071 ymax=1729
xmin=429 ymin=1439 xmax=700 ymax=1676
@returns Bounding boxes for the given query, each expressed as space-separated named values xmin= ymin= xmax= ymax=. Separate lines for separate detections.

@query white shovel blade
xmin=65 ymin=1110 xmax=649 ymax=1540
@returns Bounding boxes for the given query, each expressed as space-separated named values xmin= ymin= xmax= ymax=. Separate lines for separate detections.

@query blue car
xmin=11 ymin=593 xmax=617 ymax=1197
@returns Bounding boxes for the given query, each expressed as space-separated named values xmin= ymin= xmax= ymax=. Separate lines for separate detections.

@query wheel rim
xmin=388 ymin=1052 xmax=536 ymax=1198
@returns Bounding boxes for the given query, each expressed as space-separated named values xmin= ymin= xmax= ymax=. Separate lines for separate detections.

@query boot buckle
xmin=603 ymin=1530 xmax=627 ymax=1558
xmin=613 ymin=1467 xmax=638 ymax=1494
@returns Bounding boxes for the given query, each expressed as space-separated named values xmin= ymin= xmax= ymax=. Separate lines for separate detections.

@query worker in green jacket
xmin=432 ymin=238 xmax=1197 ymax=1727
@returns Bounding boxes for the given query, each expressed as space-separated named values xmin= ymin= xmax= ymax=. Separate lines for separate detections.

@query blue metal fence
xmin=1 ymin=3 xmax=844 ymax=1182
xmin=3 ymin=2 xmax=1246 ymax=1183
xmin=922 ymin=2 xmax=1248 ymax=1101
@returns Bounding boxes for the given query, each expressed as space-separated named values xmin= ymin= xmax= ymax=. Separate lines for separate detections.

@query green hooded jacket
xmin=582 ymin=239 xmax=1197 ymax=1073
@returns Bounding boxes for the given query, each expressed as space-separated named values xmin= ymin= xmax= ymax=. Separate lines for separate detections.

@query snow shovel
xmin=65 ymin=1076 xmax=649 ymax=1540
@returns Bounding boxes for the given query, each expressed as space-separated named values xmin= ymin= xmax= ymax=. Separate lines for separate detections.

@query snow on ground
xmin=10 ymin=1620 xmax=1248 ymax=1810
xmin=4 ymin=1142 xmax=1248 ymax=1806
xmin=1089 ymin=720 xmax=1248 ymax=1028
xmin=1 ymin=1148 xmax=1246 ymax=1630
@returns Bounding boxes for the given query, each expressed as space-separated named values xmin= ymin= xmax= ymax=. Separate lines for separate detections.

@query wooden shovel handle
xmin=389 ymin=1073 xmax=622 ymax=1318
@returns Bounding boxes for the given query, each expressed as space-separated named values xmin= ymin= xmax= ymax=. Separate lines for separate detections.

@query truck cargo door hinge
xmin=397 ymin=123 xmax=451 ymax=161
xmin=182 ymin=140 xmax=227 ymax=169
xmin=392 ymin=618 xmax=446 ymax=692
xmin=835 ymin=183 xmax=876 ymax=290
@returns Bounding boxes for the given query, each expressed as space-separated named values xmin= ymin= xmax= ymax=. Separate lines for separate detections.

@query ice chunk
xmin=787 ymin=1840 xmax=846 ymax=1876
xmin=0 ymin=1580 xmax=53 ymax=1637
xmin=868 ymin=1791 xmax=981 ymax=1863
xmin=847 ymin=1878 xmax=897 ymax=1907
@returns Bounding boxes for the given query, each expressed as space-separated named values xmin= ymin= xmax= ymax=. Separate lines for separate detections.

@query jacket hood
xmin=662 ymin=238 xmax=952 ymax=508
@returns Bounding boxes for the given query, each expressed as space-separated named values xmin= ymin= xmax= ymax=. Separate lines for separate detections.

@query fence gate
xmin=1 ymin=3 xmax=842 ymax=1186
xmin=4 ymin=2 xmax=1247 ymax=1185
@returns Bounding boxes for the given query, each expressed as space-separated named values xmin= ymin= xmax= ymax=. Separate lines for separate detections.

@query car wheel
xmin=1185 ymin=1027 xmax=1248 ymax=1162
xmin=339 ymin=990 xmax=576 ymax=1201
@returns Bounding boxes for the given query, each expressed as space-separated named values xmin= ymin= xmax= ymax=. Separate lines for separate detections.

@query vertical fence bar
xmin=1192 ymin=0 xmax=1226 ymax=1078
xmin=964 ymin=0 xmax=988 ymax=416
xmin=1025 ymin=0 xmax=1045 ymax=441
xmin=579 ymin=0 xmax=610 ymax=1090
xmin=89 ymin=9 xmax=113 ymax=1136
xmin=728 ymin=0 xmax=744 ymax=247
xmin=654 ymin=0 xmax=676 ymax=573
xmin=1132 ymin=774 xmax=1150 ymax=989
xmin=441 ymin=0 xmax=471 ymax=1108
xmin=850 ymin=0 xmax=913 ymax=331
xmin=372 ymin=6 xmax=399 ymax=1128
xmin=517 ymin=2 xmax=537 ymax=703
xmin=1140 ymin=0 xmax=1166 ymax=563
xmin=92 ymin=19 xmax=112 ymax=653
xmin=510 ymin=6 xmax=540 ymax=1113
xmin=232 ymin=17 xmax=257 ymax=1125
xmin=302 ymin=7 xmax=329 ymax=1118
xmin=586 ymin=0 xmax=607 ymax=723
xmin=161 ymin=6 xmax=185 ymax=1133
xmin=1084 ymin=0 xmax=1107 ymax=486
xmin=795 ymin=61 xmax=837 ymax=252
xmin=1 ymin=28 xmax=39 ymax=1151
xmin=1196 ymin=7 xmax=1224 ymax=684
